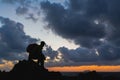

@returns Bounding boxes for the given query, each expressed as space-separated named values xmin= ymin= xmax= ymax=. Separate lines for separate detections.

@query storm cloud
xmin=45 ymin=45 xmax=120 ymax=67
xmin=40 ymin=0 xmax=120 ymax=48
xmin=40 ymin=0 xmax=120 ymax=66
xmin=1 ymin=0 xmax=120 ymax=67
xmin=40 ymin=0 xmax=106 ymax=48
xmin=0 ymin=16 xmax=38 ymax=60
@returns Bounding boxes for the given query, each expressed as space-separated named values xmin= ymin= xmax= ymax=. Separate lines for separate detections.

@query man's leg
xmin=28 ymin=54 xmax=32 ymax=61
xmin=40 ymin=60 xmax=44 ymax=68
xmin=37 ymin=58 xmax=40 ymax=65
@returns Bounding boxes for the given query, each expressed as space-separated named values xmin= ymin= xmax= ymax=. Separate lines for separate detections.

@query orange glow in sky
xmin=47 ymin=65 xmax=120 ymax=72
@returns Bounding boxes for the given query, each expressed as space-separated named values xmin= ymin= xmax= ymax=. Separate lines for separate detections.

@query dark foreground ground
xmin=0 ymin=60 xmax=120 ymax=80
xmin=62 ymin=72 xmax=120 ymax=80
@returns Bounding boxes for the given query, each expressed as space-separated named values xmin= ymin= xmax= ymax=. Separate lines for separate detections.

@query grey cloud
xmin=106 ymin=0 xmax=120 ymax=26
xmin=40 ymin=0 xmax=120 ymax=66
xmin=68 ymin=0 xmax=83 ymax=11
xmin=1 ymin=0 xmax=32 ymax=6
xmin=1 ymin=0 xmax=40 ymax=22
xmin=40 ymin=0 xmax=106 ymax=48
xmin=40 ymin=0 xmax=120 ymax=48
xmin=16 ymin=6 xmax=29 ymax=15
xmin=44 ymin=46 xmax=58 ymax=60
xmin=85 ymin=0 xmax=108 ymax=18
xmin=1 ymin=0 xmax=120 ymax=66
xmin=45 ymin=45 xmax=120 ymax=67
xmin=0 ymin=16 xmax=38 ymax=60
xmin=1 ymin=0 xmax=17 ymax=4
xmin=58 ymin=47 xmax=98 ymax=63
xmin=98 ymin=44 xmax=120 ymax=61
xmin=25 ymin=13 xmax=39 ymax=22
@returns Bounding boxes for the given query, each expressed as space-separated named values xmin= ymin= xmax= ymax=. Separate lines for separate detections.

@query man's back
xmin=26 ymin=41 xmax=46 ymax=67
xmin=26 ymin=43 xmax=40 ymax=59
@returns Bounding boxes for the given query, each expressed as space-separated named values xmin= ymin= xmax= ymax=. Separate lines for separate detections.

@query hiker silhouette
xmin=26 ymin=41 xmax=46 ymax=67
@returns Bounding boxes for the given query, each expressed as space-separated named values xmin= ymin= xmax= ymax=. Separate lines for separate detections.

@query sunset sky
xmin=0 ymin=0 xmax=120 ymax=72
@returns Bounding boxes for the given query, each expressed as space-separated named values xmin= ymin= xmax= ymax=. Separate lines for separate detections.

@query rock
xmin=1 ymin=60 xmax=62 ymax=80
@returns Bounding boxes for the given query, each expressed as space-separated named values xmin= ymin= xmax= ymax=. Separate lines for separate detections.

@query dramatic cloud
xmin=16 ymin=6 xmax=29 ymax=15
xmin=1 ymin=0 xmax=120 ymax=67
xmin=40 ymin=0 xmax=120 ymax=66
xmin=40 ymin=0 xmax=106 ymax=48
xmin=45 ymin=46 xmax=120 ymax=67
xmin=58 ymin=47 xmax=98 ymax=62
xmin=40 ymin=0 xmax=120 ymax=48
xmin=0 ymin=16 xmax=38 ymax=60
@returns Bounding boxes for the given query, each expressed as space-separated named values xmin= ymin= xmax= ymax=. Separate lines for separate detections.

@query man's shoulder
xmin=26 ymin=43 xmax=39 ymax=52
xmin=29 ymin=43 xmax=38 ymax=46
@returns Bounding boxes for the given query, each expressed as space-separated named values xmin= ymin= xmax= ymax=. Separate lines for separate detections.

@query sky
xmin=0 ymin=0 xmax=120 ymax=72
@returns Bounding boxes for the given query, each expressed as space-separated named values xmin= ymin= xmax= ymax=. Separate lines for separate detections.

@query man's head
xmin=40 ymin=41 xmax=45 ymax=47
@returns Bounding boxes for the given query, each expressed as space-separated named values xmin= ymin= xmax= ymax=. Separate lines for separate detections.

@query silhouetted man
xmin=26 ymin=41 xmax=46 ymax=67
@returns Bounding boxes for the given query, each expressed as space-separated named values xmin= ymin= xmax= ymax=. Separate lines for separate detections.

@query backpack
xmin=26 ymin=43 xmax=38 ymax=54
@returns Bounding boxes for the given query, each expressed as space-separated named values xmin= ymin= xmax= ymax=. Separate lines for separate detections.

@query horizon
xmin=47 ymin=65 xmax=120 ymax=72
xmin=1 ymin=61 xmax=120 ymax=72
